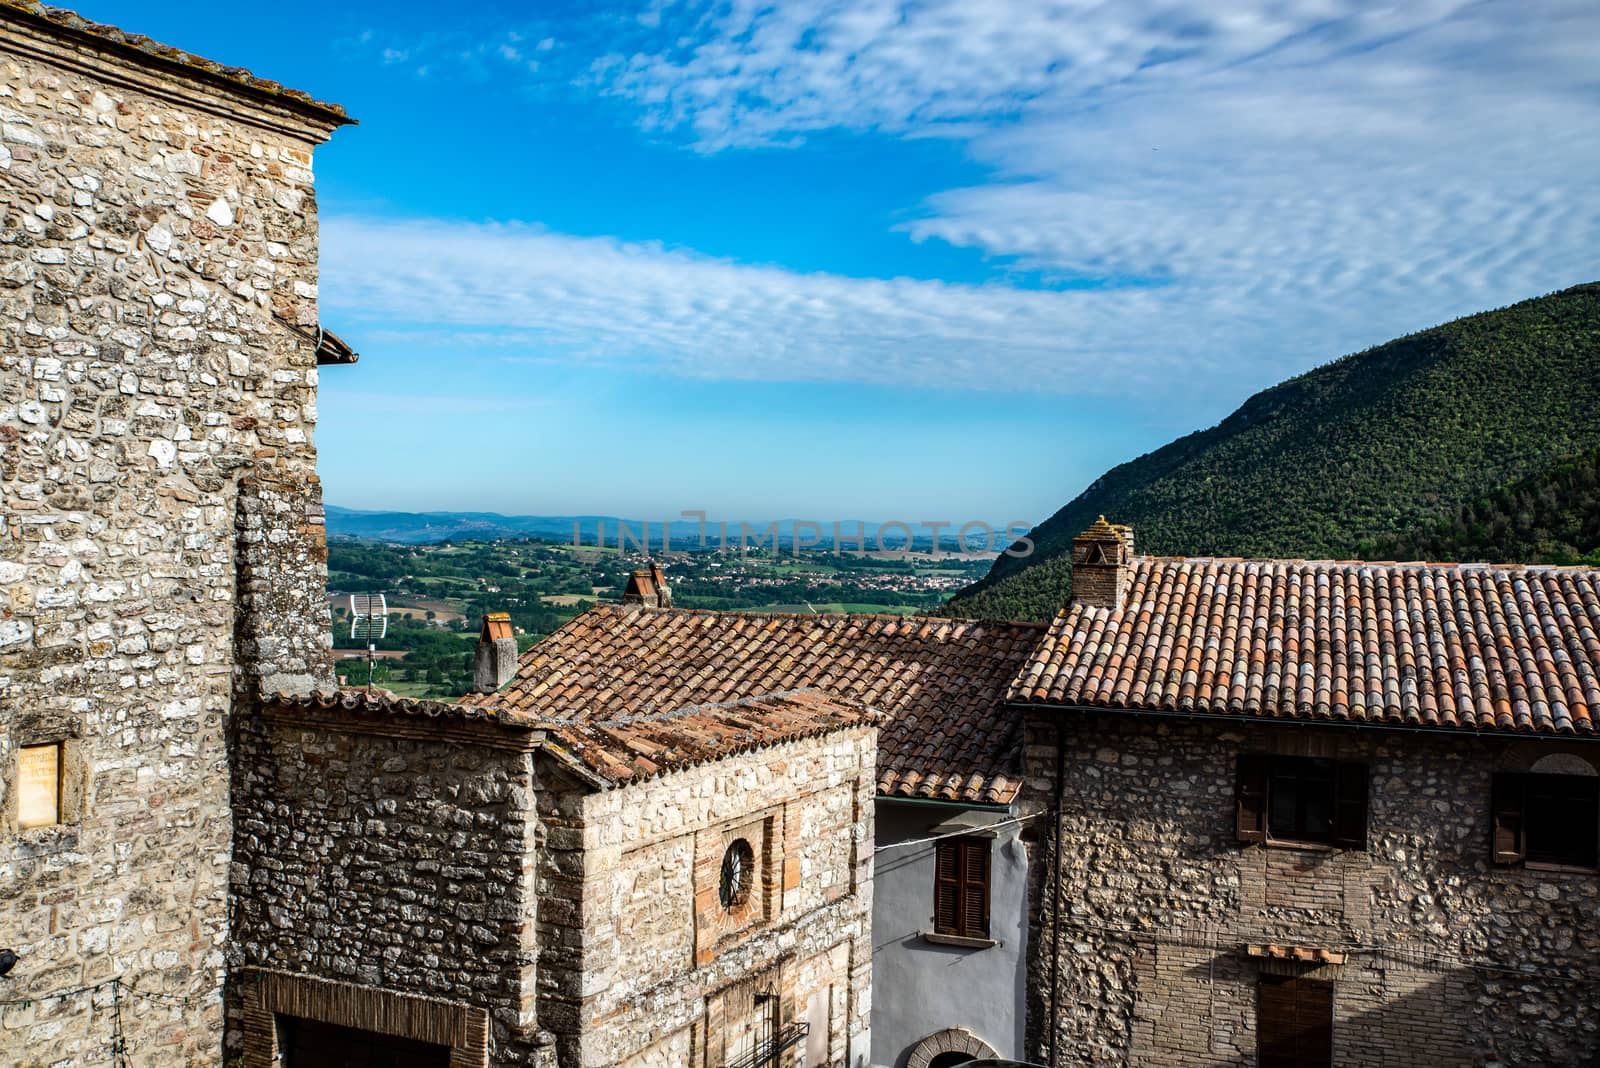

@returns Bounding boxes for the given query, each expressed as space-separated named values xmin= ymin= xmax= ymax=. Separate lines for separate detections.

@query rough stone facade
xmin=0 ymin=10 xmax=344 ymax=1064
xmin=1023 ymin=711 xmax=1600 ymax=1067
xmin=230 ymin=701 xmax=547 ymax=1066
xmin=228 ymin=696 xmax=875 ymax=1068
xmin=537 ymin=728 xmax=877 ymax=1068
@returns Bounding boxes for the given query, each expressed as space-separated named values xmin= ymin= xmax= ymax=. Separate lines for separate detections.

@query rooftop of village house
xmin=1011 ymin=518 xmax=1600 ymax=736
xmin=459 ymin=602 xmax=1046 ymax=806
xmin=262 ymin=686 xmax=883 ymax=791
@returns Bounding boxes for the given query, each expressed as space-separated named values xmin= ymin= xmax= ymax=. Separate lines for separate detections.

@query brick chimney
xmin=621 ymin=563 xmax=672 ymax=608
xmin=1071 ymin=517 xmax=1134 ymax=611
xmin=472 ymin=612 xmax=519 ymax=694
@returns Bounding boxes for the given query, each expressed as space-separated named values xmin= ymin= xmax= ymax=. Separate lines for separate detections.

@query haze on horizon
xmin=79 ymin=0 xmax=1600 ymax=521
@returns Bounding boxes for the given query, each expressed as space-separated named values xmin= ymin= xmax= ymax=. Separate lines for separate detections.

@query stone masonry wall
xmin=1023 ymin=712 xmax=1600 ymax=1067
xmin=230 ymin=707 xmax=547 ymax=1064
xmin=0 ymin=18 xmax=341 ymax=1065
xmin=536 ymin=727 xmax=878 ymax=1068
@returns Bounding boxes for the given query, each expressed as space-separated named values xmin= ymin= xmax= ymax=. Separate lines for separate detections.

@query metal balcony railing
xmin=725 ymin=1021 xmax=809 ymax=1068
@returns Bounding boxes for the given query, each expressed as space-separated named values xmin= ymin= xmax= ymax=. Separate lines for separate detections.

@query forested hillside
xmin=946 ymin=283 xmax=1600 ymax=621
xmin=1373 ymin=447 xmax=1600 ymax=566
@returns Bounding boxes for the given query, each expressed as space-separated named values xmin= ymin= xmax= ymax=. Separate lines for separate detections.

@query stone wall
xmin=536 ymin=728 xmax=878 ymax=1068
xmin=1023 ymin=712 xmax=1600 ymax=1067
xmin=229 ymin=704 xmax=548 ymax=1066
xmin=0 ymin=15 xmax=344 ymax=1062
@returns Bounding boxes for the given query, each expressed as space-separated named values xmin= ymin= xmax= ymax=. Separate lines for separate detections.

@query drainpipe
xmin=1048 ymin=721 xmax=1064 ymax=1068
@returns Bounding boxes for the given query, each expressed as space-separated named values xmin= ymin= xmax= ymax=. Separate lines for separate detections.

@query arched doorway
xmin=905 ymin=1027 xmax=999 ymax=1068
xmin=928 ymin=1053 xmax=978 ymax=1068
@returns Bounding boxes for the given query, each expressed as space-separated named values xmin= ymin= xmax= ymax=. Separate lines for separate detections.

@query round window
xmin=719 ymin=838 xmax=755 ymax=909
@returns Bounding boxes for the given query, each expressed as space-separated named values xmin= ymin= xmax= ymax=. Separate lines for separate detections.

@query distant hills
xmin=326 ymin=506 xmax=640 ymax=545
xmin=945 ymin=282 xmax=1600 ymax=622
xmin=325 ymin=505 xmax=993 ymax=552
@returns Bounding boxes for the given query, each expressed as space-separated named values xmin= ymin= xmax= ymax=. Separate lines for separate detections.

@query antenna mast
xmin=349 ymin=593 xmax=389 ymax=691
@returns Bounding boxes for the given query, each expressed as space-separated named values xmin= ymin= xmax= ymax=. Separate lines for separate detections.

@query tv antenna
xmin=349 ymin=593 xmax=388 ymax=691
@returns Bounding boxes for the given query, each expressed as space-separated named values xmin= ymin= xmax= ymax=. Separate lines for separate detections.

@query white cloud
xmin=329 ymin=2 xmax=1600 ymax=406
xmin=320 ymin=217 xmax=1240 ymax=395
xmin=594 ymin=0 xmax=1476 ymax=149
xmin=578 ymin=0 xmax=1600 ymax=391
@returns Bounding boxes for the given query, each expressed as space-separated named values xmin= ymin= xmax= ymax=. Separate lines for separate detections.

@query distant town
xmin=327 ymin=536 xmax=994 ymax=696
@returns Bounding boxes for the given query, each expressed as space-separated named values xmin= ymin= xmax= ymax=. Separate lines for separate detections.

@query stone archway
xmin=905 ymin=1026 xmax=999 ymax=1068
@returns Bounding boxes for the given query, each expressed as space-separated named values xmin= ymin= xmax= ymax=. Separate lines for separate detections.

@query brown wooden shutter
xmin=933 ymin=840 xmax=961 ymax=934
xmin=1332 ymin=761 xmax=1368 ymax=850
xmin=1236 ymin=753 xmax=1269 ymax=843
xmin=1491 ymin=772 xmax=1527 ymax=865
xmin=1258 ymin=977 xmax=1334 ymax=1068
xmin=960 ymin=839 xmax=991 ymax=939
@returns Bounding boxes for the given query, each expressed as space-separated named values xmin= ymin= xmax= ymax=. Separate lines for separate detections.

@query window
xmin=1257 ymin=975 xmax=1333 ymax=1068
xmin=1236 ymin=755 xmax=1367 ymax=849
xmin=1492 ymin=771 xmax=1599 ymax=869
xmin=720 ymin=838 xmax=755 ymax=909
xmin=18 ymin=742 xmax=62 ymax=829
xmin=933 ymin=836 xmax=989 ymax=939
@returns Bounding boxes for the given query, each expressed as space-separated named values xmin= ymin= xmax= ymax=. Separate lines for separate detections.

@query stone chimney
xmin=621 ymin=563 xmax=672 ymax=608
xmin=472 ymin=612 xmax=519 ymax=694
xmin=1071 ymin=517 xmax=1134 ymax=611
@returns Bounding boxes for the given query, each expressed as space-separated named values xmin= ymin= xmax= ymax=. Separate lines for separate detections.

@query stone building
xmin=231 ymin=686 xmax=879 ymax=1067
xmin=471 ymin=604 xmax=1048 ymax=1067
xmin=0 ymin=3 xmax=350 ymax=1064
xmin=1012 ymin=520 xmax=1600 ymax=1067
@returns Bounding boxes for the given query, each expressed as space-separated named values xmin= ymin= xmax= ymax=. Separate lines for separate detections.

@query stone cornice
xmin=0 ymin=7 xmax=353 ymax=143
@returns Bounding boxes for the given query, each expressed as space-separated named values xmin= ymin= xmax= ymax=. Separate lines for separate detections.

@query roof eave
xmin=1008 ymin=699 xmax=1597 ymax=742
xmin=0 ymin=1 xmax=355 ymax=133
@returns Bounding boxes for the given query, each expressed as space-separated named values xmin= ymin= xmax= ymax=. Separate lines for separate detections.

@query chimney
xmin=621 ymin=564 xmax=672 ymax=608
xmin=1071 ymin=517 xmax=1133 ymax=611
xmin=473 ymin=612 xmax=519 ymax=694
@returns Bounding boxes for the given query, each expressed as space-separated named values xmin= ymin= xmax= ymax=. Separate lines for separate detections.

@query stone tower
xmin=0 ymin=4 xmax=350 ymax=1062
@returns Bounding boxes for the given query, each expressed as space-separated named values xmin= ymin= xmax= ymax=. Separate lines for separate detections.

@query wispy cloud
xmin=326 ymin=2 xmax=1600 ymax=407
xmin=320 ymin=217 xmax=1236 ymax=395
xmin=591 ymin=1 xmax=1478 ymax=150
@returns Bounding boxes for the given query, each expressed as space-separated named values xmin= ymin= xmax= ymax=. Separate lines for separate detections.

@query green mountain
xmin=1373 ymin=446 xmax=1600 ymax=567
xmin=946 ymin=282 xmax=1600 ymax=622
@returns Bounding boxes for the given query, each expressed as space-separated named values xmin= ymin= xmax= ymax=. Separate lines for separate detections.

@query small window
xmin=18 ymin=743 xmax=63 ymax=829
xmin=1237 ymin=755 xmax=1367 ymax=849
xmin=1492 ymin=771 xmax=1599 ymax=869
xmin=1257 ymin=975 xmax=1333 ymax=1068
xmin=933 ymin=836 xmax=990 ymax=939
xmin=720 ymin=838 xmax=755 ymax=909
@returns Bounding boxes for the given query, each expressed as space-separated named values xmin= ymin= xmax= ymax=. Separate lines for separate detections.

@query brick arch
xmin=904 ymin=1027 xmax=998 ymax=1068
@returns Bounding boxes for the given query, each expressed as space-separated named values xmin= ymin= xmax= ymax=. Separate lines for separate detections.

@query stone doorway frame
xmin=239 ymin=969 xmax=489 ymax=1068
xmin=904 ymin=1026 xmax=999 ymax=1068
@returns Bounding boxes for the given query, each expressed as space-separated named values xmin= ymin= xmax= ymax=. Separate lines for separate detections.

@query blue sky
xmin=79 ymin=0 xmax=1600 ymax=523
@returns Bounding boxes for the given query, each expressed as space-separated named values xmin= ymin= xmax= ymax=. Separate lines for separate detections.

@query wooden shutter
xmin=960 ymin=839 xmax=991 ymax=939
xmin=1237 ymin=753 xmax=1269 ymax=843
xmin=1491 ymin=772 xmax=1527 ymax=865
xmin=933 ymin=840 xmax=961 ymax=933
xmin=933 ymin=837 xmax=991 ymax=938
xmin=1258 ymin=977 xmax=1334 ymax=1068
xmin=1332 ymin=761 xmax=1368 ymax=850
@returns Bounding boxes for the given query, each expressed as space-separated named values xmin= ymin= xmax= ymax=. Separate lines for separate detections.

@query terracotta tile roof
xmin=1 ymin=2 xmax=352 ymax=125
xmin=463 ymin=605 xmax=1046 ymax=804
xmin=1246 ymin=944 xmax=1348 ymax=966
xmin=535 ymin=689 xmax=882 ymax=788
xmin=1010 ymin=556 xmax=1600 ymax=736
xmin=263 ymin=688 xmax=531 ymax=727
